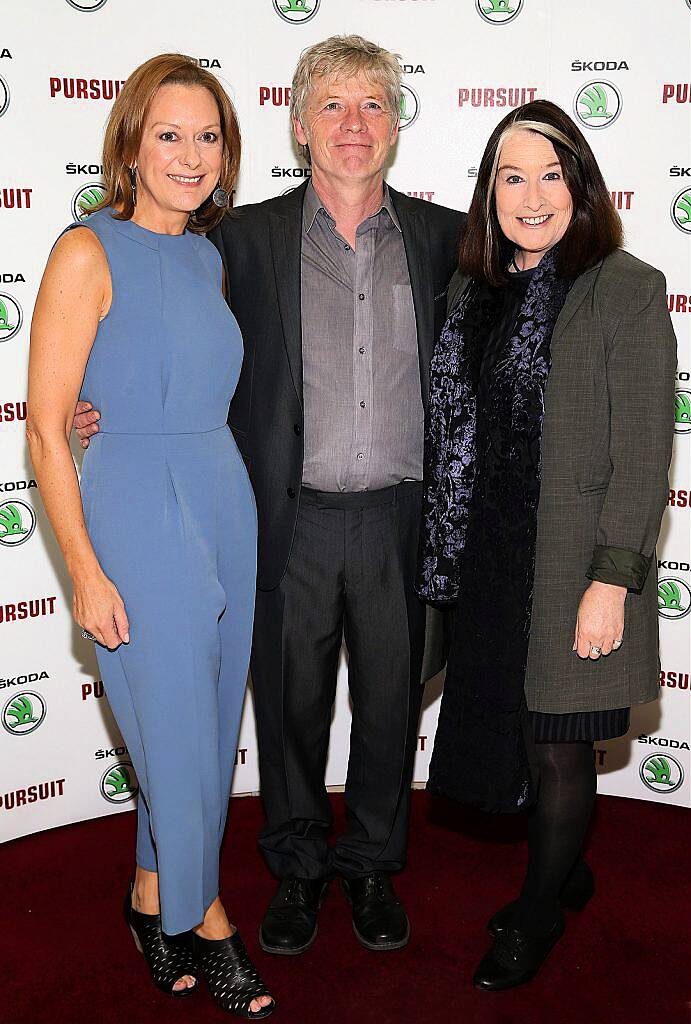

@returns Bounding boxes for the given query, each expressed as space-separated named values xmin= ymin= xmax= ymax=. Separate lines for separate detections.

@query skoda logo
xmin=273 ymin=0 xmax=320 ymax=23
xmin=0 ymin=75 xmax=9 ymax=118
xmin=100 ymin=761 xmax=139 ymax=804
xmin=2 ymin=691 xmax=47 ymax=735
xmin=66 ymin=0 xmax=108 ymax=10
xmin=671 ymin=187 xmax=691 ymax=234
xmin=0 ymin=500 xmax=36 ymax=548
xmin=476 ymin=0 xmax=524 ymax=24
xmin=398 ymin=84 xmax=420 ymax=131
xmin=71 ymin=182 xmax=105 ymax=222
xmin=639 ymin=753 xmax=684 ymax=794
xmin=574 ymin=81 xmax=622 ymax=130
xmin=675 ymin=390 xmax=691 ymax=434
xmin=657 ymin=577 xmax=691 ymax=620
xmin=0 ymin=293 xmax=22 ymax=343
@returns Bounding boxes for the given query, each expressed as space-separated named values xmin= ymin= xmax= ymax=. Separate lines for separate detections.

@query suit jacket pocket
xmin=577 ymin=478 xmax=610 ymax=495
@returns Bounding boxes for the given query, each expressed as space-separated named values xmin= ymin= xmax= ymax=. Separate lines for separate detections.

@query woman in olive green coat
xmin=418 ymin=100 xmax=676 ymax=991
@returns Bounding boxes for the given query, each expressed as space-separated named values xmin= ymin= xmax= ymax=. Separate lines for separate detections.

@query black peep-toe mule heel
xmin=124 ymin=883 xmax=197 ymax=997
xmin=192 ymin=931 xmax=276 ymax=1019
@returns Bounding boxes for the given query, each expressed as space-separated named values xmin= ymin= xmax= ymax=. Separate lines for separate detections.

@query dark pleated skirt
xmin=530 ymin=707 xmax=630 ymax=743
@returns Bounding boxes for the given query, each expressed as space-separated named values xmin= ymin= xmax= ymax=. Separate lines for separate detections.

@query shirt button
xmin=358 ymin=293 xmax=365 ymax=301
xmin=356 ymin=453 xmax=364 ymax=461
xmin=286 ymin=486 xmax=296 ymax=499
xmin=344 ymin=244 xmax=351 ymax=251
xmin=358 ymin=347 xmax=365 ymax=354
xmin=359 ymin=401 xmax=366 ymax=408
xmin=293 ymin=423 xmax=302 ymax=435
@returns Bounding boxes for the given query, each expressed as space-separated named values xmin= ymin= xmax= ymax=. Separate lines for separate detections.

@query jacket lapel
xmin=551 ymin=260 xmax=602 ymax=350
xmin=268 ymin=183 xmax=307 ymax=408
xmin=390 ymin=187 xmax=434 ymax=407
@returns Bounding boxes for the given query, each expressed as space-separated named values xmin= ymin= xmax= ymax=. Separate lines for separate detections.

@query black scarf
xmin=417 ymin=248 xmax=571 ymax=812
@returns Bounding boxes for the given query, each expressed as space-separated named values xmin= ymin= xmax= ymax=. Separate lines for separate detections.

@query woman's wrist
xmin=68 ymin=551 xmax=103 ymax=584
xmin=587 ymin=579 xmax=626 ymax=601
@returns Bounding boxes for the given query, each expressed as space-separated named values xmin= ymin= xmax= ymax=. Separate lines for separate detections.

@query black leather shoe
xmin=488 ymin=862 xmax=594 ymax=938
xmin=342 ymin=873 xmax=410 ymax=951
xmin=259 ymin=878 xmax=328 ymax=956
xmin=474 ymin=914 xmax=565 ymax=991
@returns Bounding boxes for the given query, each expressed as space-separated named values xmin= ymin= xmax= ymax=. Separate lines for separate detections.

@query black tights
xmin=514 ymin=741 xmax=597 ymax=937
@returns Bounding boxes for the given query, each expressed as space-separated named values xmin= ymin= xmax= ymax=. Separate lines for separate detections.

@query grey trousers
xmin=251 ymin=481 xmax=426 ymax=880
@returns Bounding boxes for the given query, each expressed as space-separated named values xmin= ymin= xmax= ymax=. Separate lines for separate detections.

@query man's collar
xmin=303 ymin=179 xmax=402 ymax=234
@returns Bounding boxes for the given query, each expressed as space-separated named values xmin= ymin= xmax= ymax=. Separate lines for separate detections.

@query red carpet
xmin=4 ymin=791 xmax=689 ymax=1024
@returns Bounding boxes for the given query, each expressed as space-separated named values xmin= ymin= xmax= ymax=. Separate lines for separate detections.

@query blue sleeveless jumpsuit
xmin=69 ymin=208 xmax=257 ymax=935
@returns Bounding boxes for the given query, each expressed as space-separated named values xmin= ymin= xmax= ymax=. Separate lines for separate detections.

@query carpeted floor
xmin=4 ymin=791 xmax=689 ymax=1024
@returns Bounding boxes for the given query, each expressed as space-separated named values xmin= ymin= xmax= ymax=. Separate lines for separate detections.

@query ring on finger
xmin=81 ymin=629 xmax=96 ymax=641
xmin=590 ymin=645 xmax=602 ymax=656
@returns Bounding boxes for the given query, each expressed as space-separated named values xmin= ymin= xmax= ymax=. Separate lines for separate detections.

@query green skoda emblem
xmin=671 ymin=188 xmax=691 ymax=234
xmin=0 ymin=500 xmax=36 ymax=547
xmin=658 ymin=577 xmax=691 ymax=620
xmin=100 ymin=761 xmax=139 ymax=804
xmin=675 ymin=390 xmax=691 ymax=434
xmin=476 ymin=0 xmax=523 ymax=24
xmin=0 ymin=293 xmax=22 ymax=343
xmin=640 ymin=753 xmax=684 ymax=794
xmin=398 ymin=84 xmax=420 ymax=131
xmin=574 ymin=81 xmax=622 ymax=129
xmin=2 ymin=691 xmax=47 ymax=735
xmin=71 ymin=182 xmax=105 ymax=222
xmin=273 ymin=0 xmax=320 ymax=23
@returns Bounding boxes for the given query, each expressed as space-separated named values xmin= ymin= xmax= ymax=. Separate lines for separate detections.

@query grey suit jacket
xmin=446 ymin=248 xmax=677 ymax=713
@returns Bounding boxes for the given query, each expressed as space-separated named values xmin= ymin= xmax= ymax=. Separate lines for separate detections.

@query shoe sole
xmin=474 ymin=967 xmax=541 ymax=992
xmin=352 ymin=920 xmax=410 ymax=952
xmin=258 ymin=925 xmax=318 ymax=957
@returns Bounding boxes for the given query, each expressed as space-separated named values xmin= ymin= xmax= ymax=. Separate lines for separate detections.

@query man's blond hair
xmin=290 ymin=35 xmax=402 ymax=159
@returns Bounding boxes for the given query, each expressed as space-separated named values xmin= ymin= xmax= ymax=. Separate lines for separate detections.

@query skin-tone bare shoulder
xmin=46 ymin=226 xmax=112 ymax=322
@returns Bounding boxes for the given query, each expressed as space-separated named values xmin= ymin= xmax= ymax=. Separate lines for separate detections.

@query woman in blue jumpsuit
xmin=27 ymin=55 xmax=273 ymax=1018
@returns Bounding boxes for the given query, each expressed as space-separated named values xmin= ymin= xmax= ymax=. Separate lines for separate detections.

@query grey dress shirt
xmin=300 ymin=181 xmax=424 ymax=492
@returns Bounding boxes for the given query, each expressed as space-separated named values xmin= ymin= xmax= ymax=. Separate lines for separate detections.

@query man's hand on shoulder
xmin=74 ymin=400 xmax=100 ymax=449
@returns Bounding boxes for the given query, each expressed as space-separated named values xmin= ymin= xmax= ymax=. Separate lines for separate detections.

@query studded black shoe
xmin=124 ymin=884 xmax=197 ymax=997
xmin=192 ymin=931 xmax=275 ymax=1019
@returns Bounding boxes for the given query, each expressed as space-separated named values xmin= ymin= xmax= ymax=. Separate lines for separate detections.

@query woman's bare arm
xmin=26 ymin=227 xmax=128 ymax=648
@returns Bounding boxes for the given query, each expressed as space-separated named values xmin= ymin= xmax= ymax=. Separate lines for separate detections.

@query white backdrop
xmin=1 ymin=0 xmax=689 ymax=845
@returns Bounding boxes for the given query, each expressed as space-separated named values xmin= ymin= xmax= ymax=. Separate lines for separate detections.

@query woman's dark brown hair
xmin=459 ymin=99 xmax=622 ymax=285
xmin=92 ymin=53 xmax=241 ymax=234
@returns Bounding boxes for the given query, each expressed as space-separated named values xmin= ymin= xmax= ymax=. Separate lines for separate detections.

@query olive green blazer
xmin=445 ymin=249 xmax=677 ymax=713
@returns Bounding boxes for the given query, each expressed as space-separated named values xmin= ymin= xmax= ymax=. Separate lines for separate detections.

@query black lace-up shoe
xmin=474 ymin=913 xmax=565 ymax=991
xmin=259 ymin=878 xmax=329 ymax=956
xmin=342 ymin=872 xmax=410 ymax=951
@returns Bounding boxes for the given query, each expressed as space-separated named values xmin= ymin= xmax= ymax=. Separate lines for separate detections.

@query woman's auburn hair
xmin=93 ymin=53 xmax=241 ymax=234
xmin=460 ymin=99 xmax=623 ymax=286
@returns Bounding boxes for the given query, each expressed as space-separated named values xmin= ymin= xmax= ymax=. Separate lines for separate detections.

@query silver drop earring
xmin=129 ymin=166 xmax=137 ymax=207
xmin=212 ymin=186 xmax=230 ymax=208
